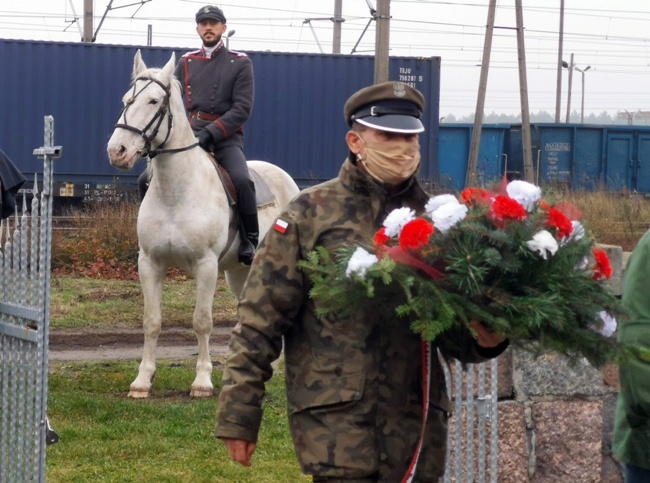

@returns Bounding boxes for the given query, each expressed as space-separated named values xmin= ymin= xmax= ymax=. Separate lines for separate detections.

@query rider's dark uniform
xmin=138 ymin=5 xmax=258 ymax=265
xmin=174 ymin=42 xmax=257 ymax=263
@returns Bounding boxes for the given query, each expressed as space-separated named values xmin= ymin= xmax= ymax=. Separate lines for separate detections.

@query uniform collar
xmin=338 ymin=157 xmax=429 ymax=222
xmin=201 ymin=40 xmax=224 ymax=58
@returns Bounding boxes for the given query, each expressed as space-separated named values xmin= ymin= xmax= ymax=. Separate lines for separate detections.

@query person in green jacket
xmin=613 ymin=229 xmax=650 ymax=482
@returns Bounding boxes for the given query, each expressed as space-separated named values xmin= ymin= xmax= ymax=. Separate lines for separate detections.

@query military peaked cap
xmin=344 ymin=82 xmax=425 ymax=133
xmin=196 ymin=5 xmax=227 ymax=24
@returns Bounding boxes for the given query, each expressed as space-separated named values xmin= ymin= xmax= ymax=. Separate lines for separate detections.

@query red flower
xmin=490 ymin=195 xmax=527 ymax=222
xmin=374 ymin=227 xmax=390 ymax=246
xmin=592 ymin=247 xmax=613 ymax=280
xmin=399 ymin=218 xmax=434 ymax=250
xmin=546 ymin=207 xmax=573 ymax=239
xmin=553 ymin=201 xmax=583 ymax=222
xmin=460 ymin=187 xmax=491 ymax=206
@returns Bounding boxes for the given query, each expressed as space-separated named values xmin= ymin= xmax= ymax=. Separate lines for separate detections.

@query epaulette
xmin=228 ymin=50 xmax=248 ymax=58
xmin=182 ymin=49 xmax=202 ymax=58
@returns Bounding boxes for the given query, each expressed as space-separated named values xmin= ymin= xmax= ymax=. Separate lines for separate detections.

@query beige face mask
xmin=356 ymin=135 xmax=421 ymax=185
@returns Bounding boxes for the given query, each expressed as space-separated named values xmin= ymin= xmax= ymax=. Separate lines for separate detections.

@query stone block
xmin=497 ymin=401 xmax=529 ymax=483
xmin=512 ymin=349 xmax=610 ymax=399
xmin=603 ymin=363 xmax=619 ymax=390
xmin=532 ymin=400 xmax=602 ymax=482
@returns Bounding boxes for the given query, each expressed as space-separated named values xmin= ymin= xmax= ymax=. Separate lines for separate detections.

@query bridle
xmin=114 ymin=76 xmax=198 ymax=159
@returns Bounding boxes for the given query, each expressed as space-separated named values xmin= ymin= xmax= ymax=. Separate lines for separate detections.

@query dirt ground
xmin=48 ymin=320 xmax=237 ymax=361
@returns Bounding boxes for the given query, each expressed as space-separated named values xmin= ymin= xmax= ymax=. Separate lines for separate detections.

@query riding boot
xmin=137 ymin=171 xmax=150 ymax=201
xmin=238 ymin=212 xmax=259 ymax=265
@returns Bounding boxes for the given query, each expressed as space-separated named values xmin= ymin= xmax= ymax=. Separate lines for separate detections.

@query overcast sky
xmin=2 ymin=0 xmax=650 ymax=119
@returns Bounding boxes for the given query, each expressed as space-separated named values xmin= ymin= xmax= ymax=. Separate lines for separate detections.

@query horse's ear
xmin=133 ymin=49 xmax=147 ymax=77
xmin=161 ymin=53 xmax=176 ymax=82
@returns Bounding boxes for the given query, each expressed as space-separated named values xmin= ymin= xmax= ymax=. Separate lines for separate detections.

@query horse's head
xmin=107 ymin=50 xmax=181 ymax=170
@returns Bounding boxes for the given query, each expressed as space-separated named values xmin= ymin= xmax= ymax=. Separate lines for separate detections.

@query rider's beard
xmin=202 ymin=34 xmax=222 ymax=48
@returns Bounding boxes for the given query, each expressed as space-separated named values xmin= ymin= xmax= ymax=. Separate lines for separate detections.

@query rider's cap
xmin=195 ymin=5 xmax=227 ymax=24
xmin=344 ymin=82 xmax=425 ymax=133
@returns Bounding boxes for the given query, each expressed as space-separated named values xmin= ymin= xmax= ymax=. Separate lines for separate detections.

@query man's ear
xmin=346 ymin=130 xmax=362 ymax=155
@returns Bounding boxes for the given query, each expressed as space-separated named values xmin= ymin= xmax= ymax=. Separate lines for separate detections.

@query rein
xmin=114 ymin=76 xmax=198 ymax=159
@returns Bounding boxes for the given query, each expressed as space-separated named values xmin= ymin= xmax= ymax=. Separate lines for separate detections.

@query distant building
xmin=617 ymin=110 xmax=650 ymax=125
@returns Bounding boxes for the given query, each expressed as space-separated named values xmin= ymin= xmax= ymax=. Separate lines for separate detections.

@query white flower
xmin=425 ymin=194 xmax=459 ymax=215
xmin=345 ymin=247 xmax=378 ymax=279
xmin=526 ymin=230 xmax=559 ymax=259
xmin=431 ymin=202 xmax=468 ymax=233
xmin=561 ymin=220 xmax=586 ymax=246
xmin=569 ymin=221 xmax=585 ymax=241
xmin=383 ymin=207 xmax=415 ymax=237
xmin=592 ymin=311 xmax=617 ymax=337
xmin=506 ymin=180 xmax=542 ymax=212
xmin=576 ymin=256 xmax=589 ymax=270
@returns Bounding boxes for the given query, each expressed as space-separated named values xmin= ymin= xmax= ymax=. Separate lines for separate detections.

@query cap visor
xmin=356 ymin=115 xmax=424 ymax=133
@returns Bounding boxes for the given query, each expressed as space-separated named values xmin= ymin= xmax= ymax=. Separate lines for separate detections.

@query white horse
xmin=106 ymin=51 xmax=299 ymax=398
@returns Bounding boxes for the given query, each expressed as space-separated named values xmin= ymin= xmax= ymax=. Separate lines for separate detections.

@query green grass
xmin=50 ymin=275 xmax=238 ymax=330
xmin=47 ymin=276 xmax=300 ymax=481
xmin=46 ymin=359 xmax=309 ymax=482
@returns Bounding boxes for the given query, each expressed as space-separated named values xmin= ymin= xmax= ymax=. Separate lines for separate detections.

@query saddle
xmin=205 ymin=153 xmax=274 ymax=209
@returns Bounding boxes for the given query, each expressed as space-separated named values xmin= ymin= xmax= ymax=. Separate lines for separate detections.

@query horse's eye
xmin=149 ymin=99 xmax=159 ymax=105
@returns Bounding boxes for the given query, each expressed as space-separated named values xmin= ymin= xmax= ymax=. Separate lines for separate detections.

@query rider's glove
xmin=196 ymin=129 xmax=213 ymax=151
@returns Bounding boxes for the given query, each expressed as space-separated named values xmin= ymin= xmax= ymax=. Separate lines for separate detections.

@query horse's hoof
xmin=128 ymin=387 xmax=151 ymax=398
xmin=190 ymin=386 xmax=213 ymax=398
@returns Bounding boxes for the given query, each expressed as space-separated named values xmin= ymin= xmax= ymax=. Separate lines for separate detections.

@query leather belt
xmin=189 ymin=110 xmax=221 ymax=121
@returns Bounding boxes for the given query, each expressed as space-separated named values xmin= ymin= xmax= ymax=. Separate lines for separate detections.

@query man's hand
xmin=471 ymin=321 xmax=506 ymax=348
xmin=196 ymin=129 xmax=213 ymax=151
xmin=222 ymin=438 xmax=257 ymax=467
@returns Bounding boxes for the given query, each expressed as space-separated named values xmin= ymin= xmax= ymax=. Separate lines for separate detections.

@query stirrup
xmin=238 ymin=238 xmax=256 ymax=265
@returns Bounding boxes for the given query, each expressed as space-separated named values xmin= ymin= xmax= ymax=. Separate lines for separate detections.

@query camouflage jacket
xmin=216 ymin=158 xmax=505 ymax=481
xmin=175 ymin=41 xmax=254 ymax=147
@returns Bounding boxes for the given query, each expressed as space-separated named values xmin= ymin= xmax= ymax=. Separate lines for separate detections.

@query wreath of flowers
xmin=300 ymin=179 xmax=642 ymax=367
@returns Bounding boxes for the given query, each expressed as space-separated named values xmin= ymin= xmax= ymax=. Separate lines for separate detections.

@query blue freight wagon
xmin=436 ymin=123 xmax=511 ymax=190
xmin=0 ymin=38 xmax=440 ymax=206
xmin=509 ymin=123 xmax=650 ymax=192
xmin=438 ymin=123 xmax=650 ymax=193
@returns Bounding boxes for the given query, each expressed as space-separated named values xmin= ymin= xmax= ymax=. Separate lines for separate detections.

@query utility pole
xmin=466 ymin=0 xmax=497 ymax=187
xmin=82 ymin=0 xmax=93 ymax=43
xmin=333 ymin=0 xmax=343 ymax=54
xmin=565 ymin=52 xmax=574 ymax=123
xmin=374 ymin=0 xmax=390 ymax=84
xmin=575 ymin=65 xmax=591 ymax=123
xmin=554 ymin=0 xmax=564 ymax=123
xmin=515 ymin=0 xmax=534 ymax=183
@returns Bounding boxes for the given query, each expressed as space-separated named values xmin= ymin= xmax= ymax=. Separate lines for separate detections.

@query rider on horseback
xmin=138 ymin=5 xmax=258 ymax=265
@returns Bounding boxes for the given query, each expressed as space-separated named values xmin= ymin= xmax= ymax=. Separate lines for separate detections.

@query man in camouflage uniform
xmin=216 ymin=82 xmax=508 ymax=481
xmin=138 ymin=5 xmax=258 ymax=265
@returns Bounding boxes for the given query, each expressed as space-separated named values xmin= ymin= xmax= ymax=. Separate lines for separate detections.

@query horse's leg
xmin=189 ymin=258 xmax=219 ymax=398
xmin=129 ymin=254 xmax=166 ymax=398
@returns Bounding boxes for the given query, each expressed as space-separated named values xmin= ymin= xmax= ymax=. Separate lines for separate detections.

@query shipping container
xmin=434 ymin=123 xmax=650 ymax=193
xmin=0 ymin=38 xmax=440 ymax=204
xmin=508 ymin=123 xmax=650 ymax=192
xmin=437 ymin=123 xmax=510 ymax=190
